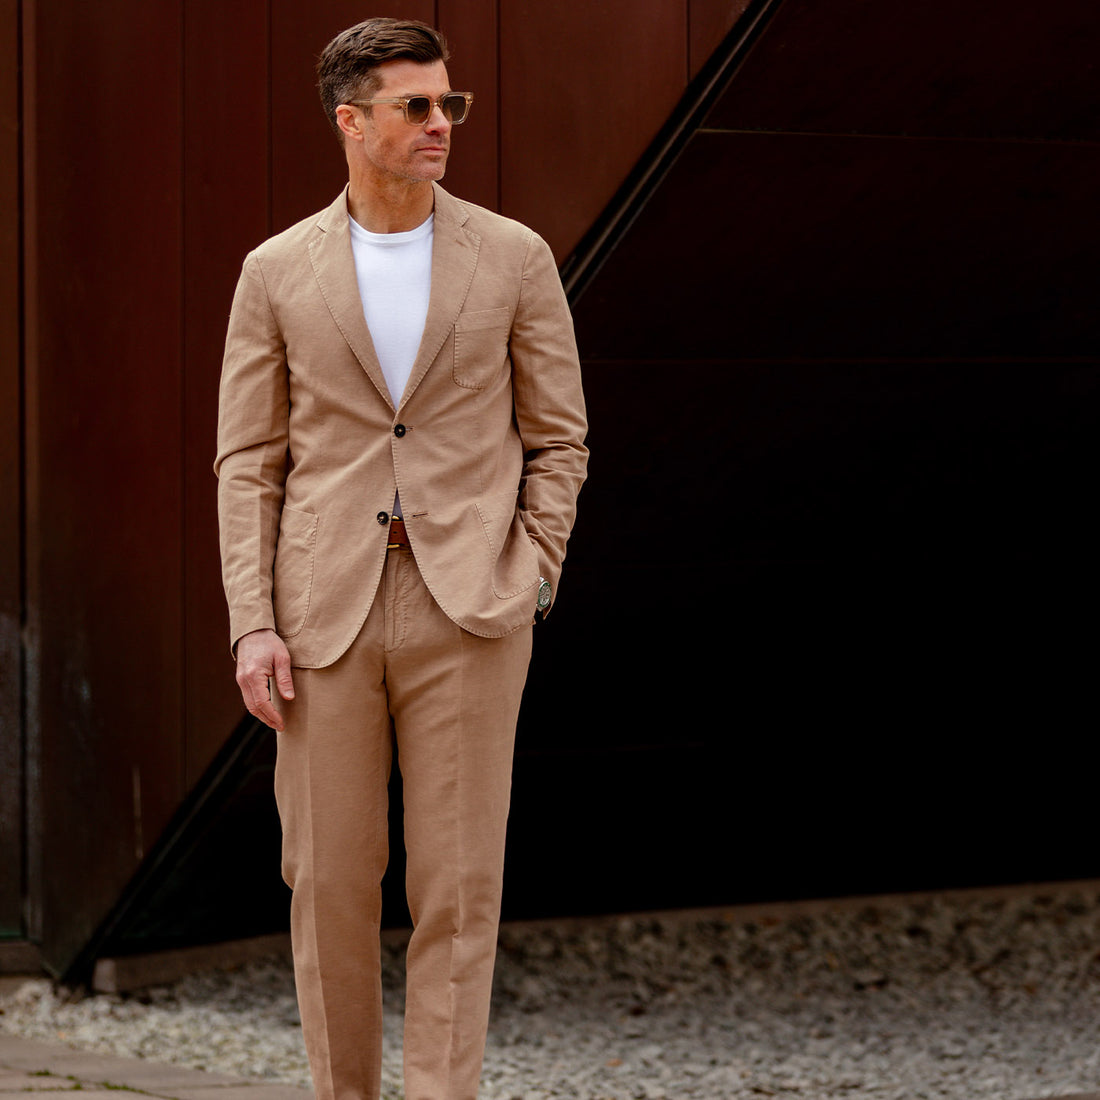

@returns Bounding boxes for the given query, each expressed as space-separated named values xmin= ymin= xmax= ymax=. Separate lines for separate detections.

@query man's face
xmin=355 ymin=58 xmax=454 ymax=186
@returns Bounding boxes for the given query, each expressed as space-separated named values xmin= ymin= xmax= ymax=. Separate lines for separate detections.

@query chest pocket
xmin=453 ymin=306 xmax=512 ymax=390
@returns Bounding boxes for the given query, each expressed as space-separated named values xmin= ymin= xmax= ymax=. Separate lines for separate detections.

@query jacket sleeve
xmin=509 ymin=231 xmax=589 ymax=611
xmin=213 ymin=251 xmax=290 ymax=651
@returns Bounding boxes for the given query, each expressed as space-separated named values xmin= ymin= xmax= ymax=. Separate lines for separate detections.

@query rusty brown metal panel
xmin=23 ymin=0 xmax=185 ymax=974
xmin=500 ymin=0 xmax=689 ymax=261
xmin=707 ymin=0 xmax=1100 ymax=142
xmin=0 ymin=0 xmax=23 ymax=939
xmin=689 ymin=0 xmax=752 ymax=77
xmin=182 ymin=0 xmax=274 ymax=789
xmin=437 ymin=0 xmax=499 ymax=212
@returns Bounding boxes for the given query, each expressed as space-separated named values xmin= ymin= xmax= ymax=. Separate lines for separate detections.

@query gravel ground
xmin=3 ymin=882 xmax=1100 ymax=1099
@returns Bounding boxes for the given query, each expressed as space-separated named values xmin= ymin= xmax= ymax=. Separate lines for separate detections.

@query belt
xmin=387 ymin=517 xmax=410 ymax=549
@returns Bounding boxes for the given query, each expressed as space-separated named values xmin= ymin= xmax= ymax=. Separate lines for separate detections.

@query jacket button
xmin=377 ymin=511 xmax=389 ymax=525
xmin=393 ymin=424 xmax=406 ymax=437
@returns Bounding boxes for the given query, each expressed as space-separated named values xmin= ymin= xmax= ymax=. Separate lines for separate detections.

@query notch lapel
xmin=307 ymin=189 xmax=394 ymax=410
xmin=398 ymin=183 xmax=480 ymax=411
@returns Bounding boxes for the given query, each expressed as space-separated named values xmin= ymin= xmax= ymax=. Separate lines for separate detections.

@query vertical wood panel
xmin=500 ymin=0 xmax=689 ymax=260
xmin=0 ymin=0 xmax=23 ymax=939
xmin=182 ymin=0 xmax=274 ymax=788
xmin=21 ymin=0 xmax=42 ymax=948
xmin=24 ymin=0 xmax=185 ymax=972
xmin=438 ymin=0 xmax=499 ymax=212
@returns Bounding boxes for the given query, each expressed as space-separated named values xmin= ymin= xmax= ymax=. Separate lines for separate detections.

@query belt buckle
xmin=387 ymin=516 xmax=407 ymax=550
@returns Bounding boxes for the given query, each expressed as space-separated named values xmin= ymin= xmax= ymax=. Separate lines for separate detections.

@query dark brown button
xmin=393 ymin=424 xmax=407 ymax=437
xmin=376 ymin=511 xmax=389 ymax=525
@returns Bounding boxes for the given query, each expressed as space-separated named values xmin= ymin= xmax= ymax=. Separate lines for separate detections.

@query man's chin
xmin=419 ymin=164 xmax=448 ymax=183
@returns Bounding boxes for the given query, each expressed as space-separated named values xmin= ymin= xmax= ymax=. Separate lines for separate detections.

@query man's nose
xmin=425 ymin=103 xmax=452 ymax=132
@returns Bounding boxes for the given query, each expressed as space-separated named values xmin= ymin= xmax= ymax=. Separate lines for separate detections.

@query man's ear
xmin=335 ymin=104 xmax=363 ymax=142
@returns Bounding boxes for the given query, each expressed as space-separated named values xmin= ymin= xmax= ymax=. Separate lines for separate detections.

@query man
xmin=214 ymin=17 xmax=587 ymax=1100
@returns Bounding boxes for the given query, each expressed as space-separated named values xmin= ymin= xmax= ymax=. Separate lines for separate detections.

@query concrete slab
xmin=0 ymin=1047 xmax=239 ymax=1087
xmin=0 ymin=1068 xmax=83 ymax=1091
xmin=0 ymin=1035 xmax=311 ymax=1100
xmin=30 ymin=1093 xmax=130 ymax=1100
xmin=141 ymin=1085 xmax=313 ymax=1100
xmin=0 ymin=1035 xmax=71 ymax=1071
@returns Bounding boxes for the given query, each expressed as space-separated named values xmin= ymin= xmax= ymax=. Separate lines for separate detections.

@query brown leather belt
xmin=387 ymin=517 xmax=410 ymax=549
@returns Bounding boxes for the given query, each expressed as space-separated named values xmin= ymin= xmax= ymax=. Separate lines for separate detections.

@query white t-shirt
xmin=349 ymin=212 xmax=434 ymax=517
xmin=348 ymin=212 xmax=433 ymax=404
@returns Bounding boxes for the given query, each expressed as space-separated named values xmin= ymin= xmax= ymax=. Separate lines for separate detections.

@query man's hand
xmin=235 ymin=628 xmax=295 ymax=731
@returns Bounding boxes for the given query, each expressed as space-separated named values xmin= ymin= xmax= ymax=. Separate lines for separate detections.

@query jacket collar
xmin=308 ymin=183 xmax=480 ymax=411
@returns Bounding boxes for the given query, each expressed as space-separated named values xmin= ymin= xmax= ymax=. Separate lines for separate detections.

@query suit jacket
xmin=215 ymin=183 xmax=588 ymax=667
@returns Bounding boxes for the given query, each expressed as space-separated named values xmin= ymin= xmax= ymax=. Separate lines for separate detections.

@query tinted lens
xmin=405 ymin=96 xmax=432 ymax=124
xmin=440 ymin=93 xmax=470 ymax=123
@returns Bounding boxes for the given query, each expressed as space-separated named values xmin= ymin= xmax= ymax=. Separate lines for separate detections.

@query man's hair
xmin=317 ymin=18 xmax=450 ymax=140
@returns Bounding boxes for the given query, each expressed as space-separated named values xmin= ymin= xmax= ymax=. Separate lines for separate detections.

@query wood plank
xmin=92 ymin=933 xmax=291 ymax=994
xmin=438 ymin=0 xmax=499 ymax=212
xmin=500 ymin=0 xmax=689 ymax=261
xmin=24 ymin=0 xmax=185 ymax=974
xmin=0 ymin=0 xmax=24 ymax=940
xmin=182 ymin=0 xmax=273 ymax=788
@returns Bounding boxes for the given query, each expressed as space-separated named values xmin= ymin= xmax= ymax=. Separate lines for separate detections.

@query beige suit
xmin=216 ymin=183 xmax=588 ymax=661
xmin=215 ymin=184 xmax=587 ymax=1100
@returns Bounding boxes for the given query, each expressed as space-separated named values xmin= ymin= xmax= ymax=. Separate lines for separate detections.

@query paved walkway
xmin=5 ymin=1029 xmax=1100 ymax=1100
xmin=0 ymin=1034 xmax=310 ymax=1100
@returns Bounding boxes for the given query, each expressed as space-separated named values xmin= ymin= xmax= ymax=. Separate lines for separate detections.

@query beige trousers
xmin=273 ymin=546 xmax=533 ymax=1100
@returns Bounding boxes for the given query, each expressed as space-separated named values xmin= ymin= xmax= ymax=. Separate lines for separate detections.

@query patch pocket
xmin=453 ymin=306 xmax=512 ymax=390
xmin=272 ymin=506 xmax=319 ymax=638
xmin=477 ymin=495 xmax=539 ymax=600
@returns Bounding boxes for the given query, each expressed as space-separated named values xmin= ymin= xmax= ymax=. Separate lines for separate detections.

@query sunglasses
xmin=348 ymin=92 xmax=474 ymax=126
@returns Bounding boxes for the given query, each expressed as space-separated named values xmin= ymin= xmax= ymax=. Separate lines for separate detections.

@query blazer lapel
xmin=308 ymin=188 xmax=394 ymax=410
xmin=398 ymin=183 xmax=480 ymax=411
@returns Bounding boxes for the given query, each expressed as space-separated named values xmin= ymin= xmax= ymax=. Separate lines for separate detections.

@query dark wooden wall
xmin=4 ymin=0 xmax=739 ymax=974
xmin=7 ymin=0 xmax=1096 ymax=978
